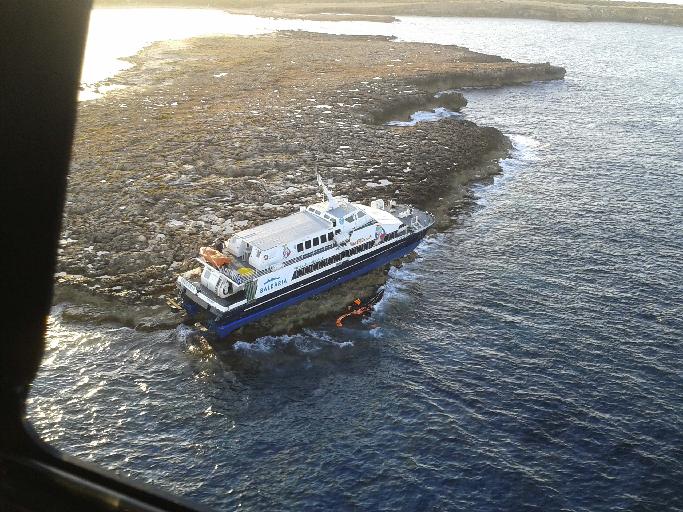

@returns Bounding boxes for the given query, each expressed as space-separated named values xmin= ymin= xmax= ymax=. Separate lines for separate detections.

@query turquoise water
xmin=30 ymin=15 xmax=682 ymax=511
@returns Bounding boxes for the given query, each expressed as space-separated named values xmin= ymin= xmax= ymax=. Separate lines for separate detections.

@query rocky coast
xmin=57 ymin=30 xmax=565 ymax=334
xmin=97 ymin=0 xmax=683 ymax=26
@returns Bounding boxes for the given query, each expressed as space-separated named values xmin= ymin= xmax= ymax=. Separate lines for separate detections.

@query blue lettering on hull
xmin=258 ymin=277 xmax=288 ymax=295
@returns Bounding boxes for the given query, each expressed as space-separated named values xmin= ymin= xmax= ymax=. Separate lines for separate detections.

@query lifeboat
xmin=199 ymin=246 xmax=231 ymax=268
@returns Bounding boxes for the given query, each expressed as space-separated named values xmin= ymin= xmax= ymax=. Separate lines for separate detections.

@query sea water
xmin=30 ymin=12 xmax=682 ymax=511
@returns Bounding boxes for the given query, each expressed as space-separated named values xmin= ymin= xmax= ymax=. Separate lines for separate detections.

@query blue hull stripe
xmin=209 ymin=238 xmax=422 ymax=338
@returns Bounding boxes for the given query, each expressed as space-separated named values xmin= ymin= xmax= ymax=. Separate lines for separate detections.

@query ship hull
xmin=181 ymin=228 xmax=427 ymax=338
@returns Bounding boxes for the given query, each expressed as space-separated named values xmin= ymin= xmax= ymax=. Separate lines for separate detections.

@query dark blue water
xmin=29 ymin=16 xmax=682 ymax=511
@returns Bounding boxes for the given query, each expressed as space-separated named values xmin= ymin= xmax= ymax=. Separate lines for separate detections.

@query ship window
xmin=332 ymin=220 xmax=336 ymax=227
xmin=305 ymin=240 xmax=311 ymax=249
xmin=297 ymin=242 xmax=303 ymax=252
xmin=328 ymin=231 xmax=333 ymax=240
xmin=357 ymin=211 xmax=366 ymax=218
xmin=320 ymin=234 xmax=326 ymax=243
xmin=313 ymin=237 xmax=319 ymax=247
xmin=345 ymin=214 xmax=354 ymax=223
xmin=335 ymin=229 xmax=341 ymax=234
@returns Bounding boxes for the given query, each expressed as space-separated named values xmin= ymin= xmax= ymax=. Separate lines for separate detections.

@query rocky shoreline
xmin=95 ymin=0 xmax=683 ymax=26
xmin=57 ymin=31 xmax=564 ymax=335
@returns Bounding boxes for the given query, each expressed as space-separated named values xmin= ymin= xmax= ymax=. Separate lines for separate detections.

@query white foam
xmin=303 ymin=329 xmax=334 ymax=343
xmin=387 ymin=107 xmax=461 ymax=127
xmin=234 ymin=329 xmax=354 ymax=355
xmin=368 ymin=327 xmax=383 ymax=338
xmin=474 ymin=133 xmax=541 ymax=206
xmin=301 ymin=329 xmax=355 ymax=349
xmin=372 ymin=270 xmax=412 ymax=315
xmin=234 ymin=334 xmax=295 ymax=354
xmin=175 ymin=324 xmax=198 ymax=345
xmin=510 ymin=133 xmax=541 ymax=149
xmin=413 ymin=232 xmax=445 ymax=255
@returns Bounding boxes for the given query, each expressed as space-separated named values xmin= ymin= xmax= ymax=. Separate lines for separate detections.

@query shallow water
xmin=32 ymin=13 xmax=682 ymax=511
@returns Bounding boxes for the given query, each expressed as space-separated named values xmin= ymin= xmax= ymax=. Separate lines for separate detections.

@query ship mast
xmin=317 ymin=173 xmax=339 ymax=209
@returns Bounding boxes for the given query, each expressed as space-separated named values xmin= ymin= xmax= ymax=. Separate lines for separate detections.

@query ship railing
xmin=178 ymin=276 xmax=199 ymax=295
xmin=410 ymin=216 xmax=424 ymax=231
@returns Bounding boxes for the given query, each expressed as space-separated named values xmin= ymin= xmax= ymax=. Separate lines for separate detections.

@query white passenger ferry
xmin=177 ymin=176 xmax=434 ymax=337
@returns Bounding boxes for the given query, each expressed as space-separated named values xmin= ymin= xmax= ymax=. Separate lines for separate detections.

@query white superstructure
xmin=177 ymin=175 xmax=433 ymax=324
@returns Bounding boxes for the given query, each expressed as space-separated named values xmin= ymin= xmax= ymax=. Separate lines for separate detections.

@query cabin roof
xmin=328 ymin=204 xmax=357 ymax=218
xmin=308 ymin=201 xmax=356 ymax=219
xmin=233 ymin=210 xmax=330 ymax=250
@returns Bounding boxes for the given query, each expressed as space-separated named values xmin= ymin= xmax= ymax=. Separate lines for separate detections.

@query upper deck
xmin=232 ymin=210 xmax=330 ymax=251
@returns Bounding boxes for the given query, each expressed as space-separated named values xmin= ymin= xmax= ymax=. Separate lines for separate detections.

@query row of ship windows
xmin=296 ymin=229 xmax=341 ymax=253
xmin=292 ymin=240 xmax=377 ymax=280
xmin=382 ymin=230 xmax=400 ymax=243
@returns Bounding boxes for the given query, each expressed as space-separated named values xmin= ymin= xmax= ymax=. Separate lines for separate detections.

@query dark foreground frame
xmin=0 ymin=3 xmax=207 ymax=511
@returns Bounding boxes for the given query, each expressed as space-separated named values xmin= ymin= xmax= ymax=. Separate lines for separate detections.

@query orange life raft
xmin=200 ymin=246 xmax=231 ymax=268
xmin=335 ymin=288 xmax=385 ymax=328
